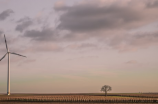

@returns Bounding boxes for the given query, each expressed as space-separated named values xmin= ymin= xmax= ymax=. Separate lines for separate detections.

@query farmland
xmin=0 ymin=93 xmax=158 ymax=103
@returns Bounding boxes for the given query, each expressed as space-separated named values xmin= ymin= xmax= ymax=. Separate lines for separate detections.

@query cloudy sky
xmin=0 ymin=0 xmax=158 ymax=93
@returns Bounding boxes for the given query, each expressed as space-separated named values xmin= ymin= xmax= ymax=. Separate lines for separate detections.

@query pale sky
xmin=0 ymin=0 xmax=158 ymax=93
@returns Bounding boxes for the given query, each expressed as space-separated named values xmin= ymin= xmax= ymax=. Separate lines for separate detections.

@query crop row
xmin=0 ymin=99 xmax=158 ymax=103
xmin=110 ymin=94 xmax=158 ymax=98
xmin=0 ymin=95 xmax=158 ymax=103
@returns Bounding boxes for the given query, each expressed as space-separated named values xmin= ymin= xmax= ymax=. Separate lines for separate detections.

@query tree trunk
xmin=105 ymin=91 xmax=107 ymax=96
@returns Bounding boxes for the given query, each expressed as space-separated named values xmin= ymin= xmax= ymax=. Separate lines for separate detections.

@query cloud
xmin=54 ymin=0 xmax=65 ymax=10
xmin=17 ymin=59 xmax=36 ymax=66
xmin=23 ymin=43 xmax=63 ymax=53
xmin=0 ymin=9 xmax=14 ymax=21
xmin=24 ymin=28 xmax=59 ymax=42
xmin=53 ymin=0 xmax=158 ymax=52
xmin=126 ymin=60 xmax=138 ymax=64
xmin=66 ymin=55 xmax=98 ymax=61
xmin=146 ymin=0 xmax=158 ymax=8
xmin=0 ymin=30 xmax=2 ymax=35
xmin=107 ymin=31 xmax=158 ymax=52
xmin=15 ymin=17 xmax=33 ymax=32
xmin=90 ymin=70 xmax=118 ymax=77
xmin=67 ymin=43 xmax=98 ymax=50
xmin=22 ymin=0 xmax=158 ymax=53
xmin=60 ymin=74 xmax=87 ymax=81
xmin=55 ymin=0 xmax=158 ymax=33
xmin=23 ymin=59 xmax=36 ymax=63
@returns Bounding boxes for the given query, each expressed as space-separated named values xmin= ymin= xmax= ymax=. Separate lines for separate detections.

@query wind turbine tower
xmin=0 ymin=34 xmax=26 ymax=95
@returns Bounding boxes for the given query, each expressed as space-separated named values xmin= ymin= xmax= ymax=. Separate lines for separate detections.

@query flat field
xmin=0 ymin=93 xmax=158 ymax=103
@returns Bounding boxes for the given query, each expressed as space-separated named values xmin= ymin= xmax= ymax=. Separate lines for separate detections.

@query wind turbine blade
xmin=10 ymin=52 xmax=26 ymax=58
xmin=4 ymin=34 xmax=8 ymax=51
xmin=0 ymin=53 xmax=7 ymax=61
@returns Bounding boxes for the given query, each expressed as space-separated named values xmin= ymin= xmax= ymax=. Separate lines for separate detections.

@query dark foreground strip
xmin=0 ymin=99 xmax=158 ymax=103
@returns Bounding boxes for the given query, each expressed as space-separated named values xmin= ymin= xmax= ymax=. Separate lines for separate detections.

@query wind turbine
xmin=0 ymin=34 xmax=26 ymax=95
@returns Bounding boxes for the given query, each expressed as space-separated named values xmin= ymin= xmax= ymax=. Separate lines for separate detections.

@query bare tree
xmin=101 ymin=85 xmax=112 ymax=96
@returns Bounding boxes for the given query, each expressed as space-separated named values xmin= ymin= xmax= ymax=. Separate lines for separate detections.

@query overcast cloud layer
xmin=0 ymin=0 xmax=158 ymax=93
xmin=18 ymin=0 xmax=158 ymax=52
xmin=55 ymin=0 xmax=158 ymax=32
